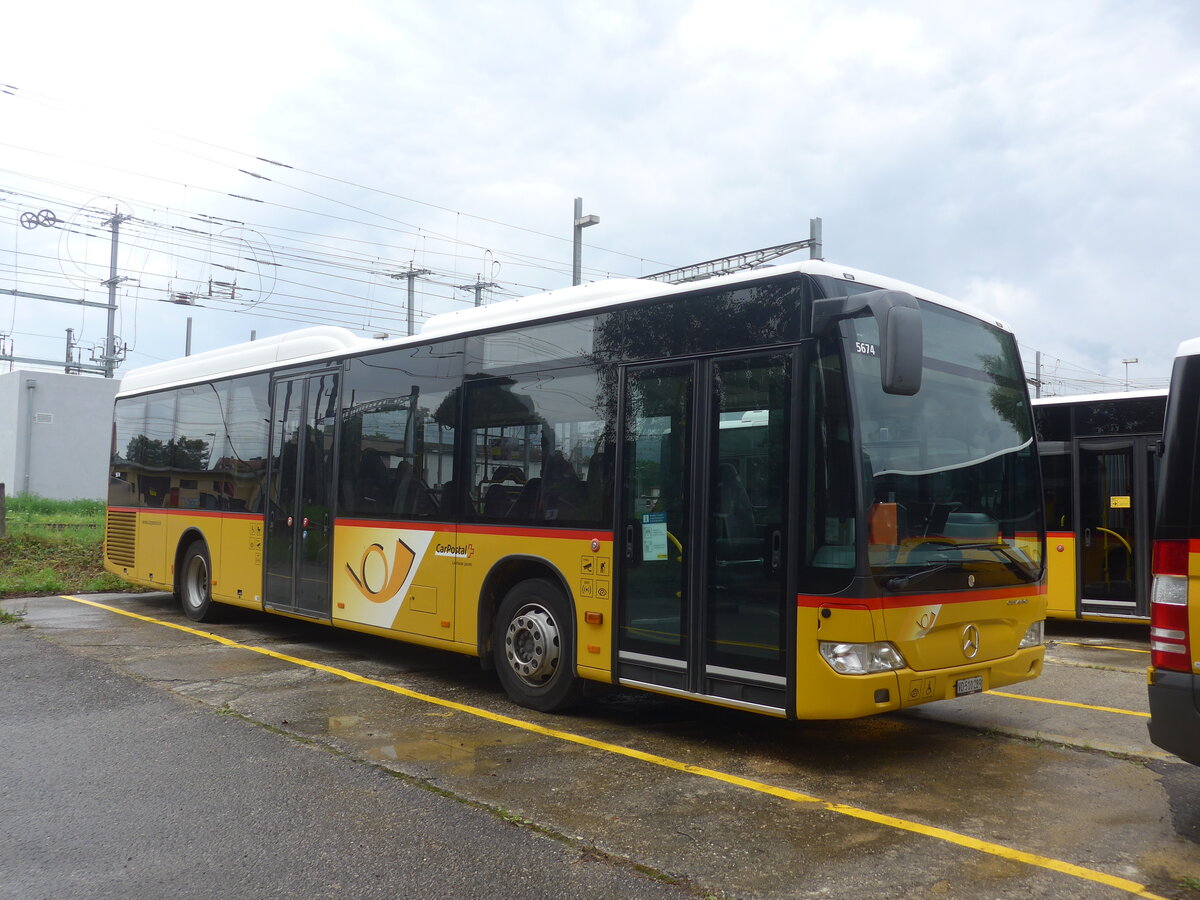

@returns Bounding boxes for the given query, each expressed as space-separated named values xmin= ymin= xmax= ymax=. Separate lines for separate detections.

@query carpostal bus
xmin=1034 ymin=390 xmax=1166 ymax=623
xmin=104 ymin=260 xmax=1046 ymax=719
xmin=1148 ymin=339 xmax=1200 ymax=763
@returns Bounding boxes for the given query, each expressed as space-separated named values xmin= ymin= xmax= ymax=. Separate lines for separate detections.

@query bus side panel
xmin=1044 ymin=532 xmax=1077 ymax=618
xmin=330 ymin=523 xmax=615 ymax=681
xmin=332 ymin=522 xmax=457 ymax=642
xmin=136 ymin=513 xmax=169 ymax=588
xmin=451 ymin=529 xmax=615 ymax=684
xmin=212 ymin=515 xmax=265 ymax=609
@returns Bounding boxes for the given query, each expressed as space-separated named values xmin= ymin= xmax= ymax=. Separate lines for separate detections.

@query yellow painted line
xmin=1057 ymin=641 xmax=1149 ymax=655
xmin=986 ymin=690 xmax=1150 ymax=718
xmin=61 ymin=595 xmax=1167 ymax=900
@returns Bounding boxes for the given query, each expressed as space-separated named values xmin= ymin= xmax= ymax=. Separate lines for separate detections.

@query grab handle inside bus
xmin=810 ymin=289 xmax=923 ymax=396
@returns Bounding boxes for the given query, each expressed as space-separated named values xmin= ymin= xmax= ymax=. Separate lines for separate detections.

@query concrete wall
xmin=0 ymin=370 xmax=120 ymax=501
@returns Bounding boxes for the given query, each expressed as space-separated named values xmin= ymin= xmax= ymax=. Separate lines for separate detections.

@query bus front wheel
xmin=493 ymin=579 xmax=582 ymax=713
xmin=178 ymin=542 xmax=222 ymax=623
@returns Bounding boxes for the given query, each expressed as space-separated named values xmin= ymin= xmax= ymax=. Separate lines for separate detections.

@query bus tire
xmin=179 ymin=541 xmax=222 ymax=623
xmin=493 ymin=578 xmax=582 ymax=713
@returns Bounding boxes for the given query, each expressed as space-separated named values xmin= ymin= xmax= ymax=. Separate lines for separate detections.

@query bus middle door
xmin=264 ymin=370 xmax=340 ymax=619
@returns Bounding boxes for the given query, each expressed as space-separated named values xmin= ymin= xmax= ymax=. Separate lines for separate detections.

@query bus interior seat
xmin=482 ymin=482 xmax=519 ymax=518
xmin=542 ymin=451 xmax=585 ymax=520
xmin=392 ymin=461 xmax=438 ymax=517
xmin=506 ymin=477 xmax=542 ymax=520
xmin=355 ymin=448 xmax=393 ymax=512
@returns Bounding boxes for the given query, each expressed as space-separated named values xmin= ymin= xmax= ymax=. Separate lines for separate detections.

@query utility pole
xmin=572 ymin=197 xmax=599 ymax=286
xmin=1122 ymin=357 xmax=1138 ymax=391
xmin=100 ymin=209 xmax=132 ymax=378
xmin=1 ymin=207 xmax=113 ymax=375
xmin=456 ymin=274 xmax=498 ymax=308
xmin=389 ymin=265 xmax=431 ymax=336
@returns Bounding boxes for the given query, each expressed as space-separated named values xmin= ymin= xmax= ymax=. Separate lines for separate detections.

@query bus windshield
xmin=845 ymin=301 xmax=1044 ymax=591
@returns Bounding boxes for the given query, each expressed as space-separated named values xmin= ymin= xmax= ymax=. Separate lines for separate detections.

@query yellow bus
xmin=1148 ymin=339 xmax=1200 ymax=764
xmin=1034 ymin=390 xmax=1166 ymax=623
xmin=105 ymin=260 xmax=1046 ymax=718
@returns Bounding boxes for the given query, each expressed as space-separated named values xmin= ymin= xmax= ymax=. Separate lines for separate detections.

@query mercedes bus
xmin=105 ymin=260 xmax=1046 ymax=719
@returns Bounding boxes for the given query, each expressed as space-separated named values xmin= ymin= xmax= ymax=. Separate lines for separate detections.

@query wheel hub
xmin=185 ymin=555 xmax=208 ymax=611
xmin=504 ymin=605 xmax=561 ymax=687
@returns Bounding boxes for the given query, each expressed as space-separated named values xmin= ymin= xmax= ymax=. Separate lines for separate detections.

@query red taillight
xmin=1150 ymin=540 xmax=1191 ymax=672
xmin=1153 ymin=539 xmax=1190 ymax=577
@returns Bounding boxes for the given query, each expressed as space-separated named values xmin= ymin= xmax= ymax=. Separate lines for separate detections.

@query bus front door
xmin=616 ymin=353 xmax=793 ymax=714
xmin=264 ymin=371 xmax=340 ymax=618
xmin=1077 ymin=439 xmax=1152 ymax=618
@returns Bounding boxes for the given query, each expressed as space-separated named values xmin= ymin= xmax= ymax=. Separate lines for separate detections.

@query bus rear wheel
xmin=178 ymin=542 xmax=222 ymax=623
xmin=493 ymin=579 xmax=582 ymax=713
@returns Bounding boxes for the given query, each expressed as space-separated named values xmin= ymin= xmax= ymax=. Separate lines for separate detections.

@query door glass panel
xmin=265 ymin=373 xmax=338 ymax=615
xmin=265 ymin=380 xmax=303 ymax=608
xmin=620 ymin=366 xmax=692 ymax=662
xmin=295 ymin=373 xmax=338 ymax=615
xmin=1079 ymin=444 xmax=1134 ymax=604
xmin=706 ymin=355 xmax=790 ymax=676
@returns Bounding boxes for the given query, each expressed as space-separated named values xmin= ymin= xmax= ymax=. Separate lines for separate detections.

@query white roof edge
xmin=418 ymin=259 xmax=1012 ymax=340
xmin=117 ymin=261 xmax=1008 ymax=398
xmin=419 ymin=278 xmax=678 ymax=339
xmin=118 ymin=326 xmax=377 ymax=397
xmin=797 ymin=260 xmax=1013 ymax=333
xmin=1176 ymin=337 xmax=1200 ymax=359
xmin=1033 ymin=388 xmax=1168 ymax=405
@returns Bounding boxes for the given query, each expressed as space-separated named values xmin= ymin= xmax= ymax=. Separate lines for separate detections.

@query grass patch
xmin=0 ymin=606 xmax=27 ymax=624
xmin=0 ymin=496 xmax=137 ymax=599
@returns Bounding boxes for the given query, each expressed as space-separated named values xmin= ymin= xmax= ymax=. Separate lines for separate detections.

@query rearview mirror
xmin=810 ymin=289 xmax=923 ymax=396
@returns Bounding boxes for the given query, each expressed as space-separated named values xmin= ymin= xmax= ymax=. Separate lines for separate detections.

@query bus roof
xmin=1176 ymin=337 xmax=1200 ymax=359
xmin=116 ymin=259 xmax=1012 ymax=398
xmin=1032 ymin=388 xmax=1168 ymax=406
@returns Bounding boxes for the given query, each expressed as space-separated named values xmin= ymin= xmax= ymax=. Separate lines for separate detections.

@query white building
xmin=0 ymin=370 xmax=120 ymax=501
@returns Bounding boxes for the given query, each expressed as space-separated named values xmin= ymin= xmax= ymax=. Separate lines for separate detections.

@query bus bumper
xmin=1148 ymin=668 xmax=1200 ymax=766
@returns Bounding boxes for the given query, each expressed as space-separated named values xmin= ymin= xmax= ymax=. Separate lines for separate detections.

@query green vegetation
xmin=0 ymin=495 xmax=134 ymax=600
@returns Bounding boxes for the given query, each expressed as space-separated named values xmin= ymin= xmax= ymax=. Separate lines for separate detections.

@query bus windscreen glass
xmin=845 ymin=302 xmax=1044 ymax=591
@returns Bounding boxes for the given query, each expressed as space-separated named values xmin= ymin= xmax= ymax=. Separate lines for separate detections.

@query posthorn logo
xmin=346 ymin=538 xmax=415 ymax=604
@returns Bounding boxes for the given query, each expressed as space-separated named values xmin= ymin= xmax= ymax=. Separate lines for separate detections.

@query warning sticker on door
xmin=642 ymin=512 xmax=668 ymax=561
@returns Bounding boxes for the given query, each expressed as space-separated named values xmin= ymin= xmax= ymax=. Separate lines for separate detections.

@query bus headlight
xmin=1018 ymin=620 xmax=1044 ymax=649
xmin=819 ymin=641 xmax=907 ymax=675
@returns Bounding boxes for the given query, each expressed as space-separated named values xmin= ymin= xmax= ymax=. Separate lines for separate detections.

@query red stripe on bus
xmin=334 ymin=519 xmax=613 ymax=543
xmin=797 ymin=584 xmax=1045 ymax=610
xmin=107 ymin=507 xmax=262 ymax=521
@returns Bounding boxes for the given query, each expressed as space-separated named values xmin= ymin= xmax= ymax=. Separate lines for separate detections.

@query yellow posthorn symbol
xmin=346 ymin=539 xmax=415 ymax=603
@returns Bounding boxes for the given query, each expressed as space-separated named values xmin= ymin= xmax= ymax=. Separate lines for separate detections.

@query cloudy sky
xmin=3 ymin=0 xmax=1197 ymax=393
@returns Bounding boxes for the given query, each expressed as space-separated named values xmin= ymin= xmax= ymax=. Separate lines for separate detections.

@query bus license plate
xmin=955 ymin=676 xmax=984 ymax=696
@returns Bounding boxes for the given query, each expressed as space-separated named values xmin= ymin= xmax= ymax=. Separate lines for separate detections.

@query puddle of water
xmin=326 ymin=715 xmax=536 ymax=777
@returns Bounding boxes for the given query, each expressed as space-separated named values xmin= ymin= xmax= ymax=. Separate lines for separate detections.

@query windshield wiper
xmin=942 ymin=541 xmax=1039 ymax=579
xmin=885 ymin=564 xmax=956 ymax=591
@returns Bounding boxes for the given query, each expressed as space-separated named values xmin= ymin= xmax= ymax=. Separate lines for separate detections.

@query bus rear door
xmin=1076 ymin=438 xmax=1155 ymax=619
